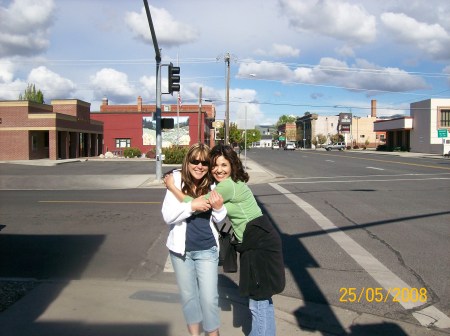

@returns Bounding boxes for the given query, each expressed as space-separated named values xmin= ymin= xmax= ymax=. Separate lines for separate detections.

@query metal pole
xmin=143 ymin=0 xmax=162 ymax=180
xmin=244 ymin=106 xmax=247 ymax=169
xmin=176 ymin=55 xmax=180 ymax=145
xmin=303 ymin=121 xmax=306 ymax=149
xmin=225 ymin=53 xmax=230 ymax=145
xmin=198 ymin=87 xmax=202 ymax=143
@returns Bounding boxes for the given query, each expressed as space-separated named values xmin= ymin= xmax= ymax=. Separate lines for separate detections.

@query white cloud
xmin=27 ymin=66 xmax=75 ymax=100
xmin=294 ymin=57 xmax=428 ymax=94
xmin=238 ymin=61 xmax=293 ymax=81
xmin=0 ymin=79 xmax=25 ymax=100
xmin=335 ymin=44 xmax=355 ymax=58
xmin=279 ymin=0 xmax=376 ymax=44
xmin=0 ymin=0 xmax=55 ymax=57
xmin=125 ymin=5 xmax=199 ymax=48
xmin=238 ymin=57 xmax=428 ymax=95
xmin=381 ymin=12 xmax=450 ymax=60
xmin=229 ymin=88 xmax=262 ymax=129
xmin=255 ymin=43 xmax=300 ymax=58
xmin=90 ymin=68 xmax=136 ymax=103
xmin=0 ymin=59 xmax=15 ymax=82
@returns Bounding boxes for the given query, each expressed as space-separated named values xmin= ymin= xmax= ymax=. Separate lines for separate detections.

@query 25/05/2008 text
xmin=339 ymin=287 xmax=427 ymax=303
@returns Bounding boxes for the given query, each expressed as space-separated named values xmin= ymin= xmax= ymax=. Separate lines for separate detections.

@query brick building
xmin=0 ymin=99 xmax=103 ymax=160
xmin=90 ymin=96 xmax=216 ymax=156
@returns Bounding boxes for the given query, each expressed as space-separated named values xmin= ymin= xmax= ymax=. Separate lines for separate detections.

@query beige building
xmin=296 ymin=100 xmax=384 ymax=148
xmin=374 ymin=98 xmax=450 ymax=153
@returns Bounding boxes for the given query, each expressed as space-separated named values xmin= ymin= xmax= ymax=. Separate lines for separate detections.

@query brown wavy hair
xmin=181 ymin=143 xmax=212 ymax=197
xmin=210 ymin=144 xmax=249 ymax=183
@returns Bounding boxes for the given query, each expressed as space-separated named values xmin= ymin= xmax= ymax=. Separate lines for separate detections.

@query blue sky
xmin=1 ymin=0 xmax=449 ymax=128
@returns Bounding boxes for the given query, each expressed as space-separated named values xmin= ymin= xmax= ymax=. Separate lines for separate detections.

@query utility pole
xmin=244 ymin=105 xmax=247 ymax=169
xmin=224 ymin=53 xmax=230 ymax=145
xmin=143 ymin=0 xmax=162 ymax=180
xmin=198 ymin=86 xmax=202 ymax=143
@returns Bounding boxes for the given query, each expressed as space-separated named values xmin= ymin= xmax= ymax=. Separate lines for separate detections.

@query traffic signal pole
xmin=143 ymin=0 xmax=162 ymax=180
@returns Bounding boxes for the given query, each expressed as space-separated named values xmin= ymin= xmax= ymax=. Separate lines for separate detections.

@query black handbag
xmin=215 ymin=222 xmax=238 ymax=273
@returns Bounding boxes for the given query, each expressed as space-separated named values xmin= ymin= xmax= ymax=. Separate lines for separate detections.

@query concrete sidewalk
xmin=1 ymin=278 xmax=446 ymax=336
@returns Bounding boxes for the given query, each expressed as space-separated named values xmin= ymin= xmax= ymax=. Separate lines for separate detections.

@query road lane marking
xmin=269 ymin=182 xmax=450 ymax=328
xmin=314 ymin=153 xmax=450 ymax=171
xmin=366 ymin=167 xmax=385 ymax=170
xmin=277 ymin=177 xmax=450 ymax=184
xmin=164 ymin=255 xmax=174 ymax=273
xmin=281 ymin=173 xmax=450 ymax=180
xmin=39 ymin=201 xmax=161 ymax=204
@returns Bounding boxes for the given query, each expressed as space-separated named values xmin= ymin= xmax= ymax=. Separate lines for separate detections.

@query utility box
xmin=443 ymin=138 xmax=450 ymax=156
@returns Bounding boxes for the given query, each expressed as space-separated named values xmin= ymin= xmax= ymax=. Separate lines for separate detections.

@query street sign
xmin=212 ymin=120 xmax=224 ymax=128
xmin=438 ymin=129 xmax=448 ymax=138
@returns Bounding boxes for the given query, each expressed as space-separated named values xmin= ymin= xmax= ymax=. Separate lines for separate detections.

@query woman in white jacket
xmin=161 ymin=143 xmax=226 ymax=336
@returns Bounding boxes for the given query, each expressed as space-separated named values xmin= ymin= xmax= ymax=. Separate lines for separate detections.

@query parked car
xmin=272 ymin=143 xmax=280 ymax=149
xmin=324 ymin=142 xmax=346 ymax=151
xmin=284 ymin=142 xmax=296 ymax=150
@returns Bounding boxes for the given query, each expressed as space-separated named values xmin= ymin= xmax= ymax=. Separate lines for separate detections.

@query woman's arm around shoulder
xmin=161 ymin=170 xmax=193 ymax=224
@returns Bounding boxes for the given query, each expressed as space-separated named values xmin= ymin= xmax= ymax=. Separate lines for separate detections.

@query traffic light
xmin=168 ymin=62 xmax=180 ymax=94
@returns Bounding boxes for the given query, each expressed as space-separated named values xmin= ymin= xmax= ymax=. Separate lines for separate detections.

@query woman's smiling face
xmin=188 ymin=156 xmax=209 ymax=182
xmin=211 ymin=155 xmax=231 ymax=182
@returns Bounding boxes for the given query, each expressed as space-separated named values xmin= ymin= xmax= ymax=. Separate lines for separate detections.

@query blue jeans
xmin=170 ymin=246 xmax=220 ymax=332
xmin=248 ymin=298 xmax=275 ymax=336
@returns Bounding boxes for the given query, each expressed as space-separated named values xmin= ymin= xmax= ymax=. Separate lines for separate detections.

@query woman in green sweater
xmin=165 ymin=144 xmax=285 ymax=336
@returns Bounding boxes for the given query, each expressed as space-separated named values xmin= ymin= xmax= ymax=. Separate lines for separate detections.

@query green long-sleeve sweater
xmin=185 ymin=177 xmax=262 ymax=242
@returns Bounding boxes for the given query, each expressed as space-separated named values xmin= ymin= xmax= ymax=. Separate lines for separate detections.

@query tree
xmin=229 ymin=122 xmax=242 ymax=146
xmin=313 ymin=133 xmax=327 ymax=148
xmin=275 ymin=114 xmax=296 ymax=126
xmin=18 ymin=83 xmax=45 ymax=104
xmin=240 ymin=129 xmax=261 ymax=148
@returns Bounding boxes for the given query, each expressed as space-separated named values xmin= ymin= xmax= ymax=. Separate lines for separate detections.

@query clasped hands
xmin=191 ymin=190 xmax=223 ymax=212
xmin=163 ymin=172 xmax=223 ymax=212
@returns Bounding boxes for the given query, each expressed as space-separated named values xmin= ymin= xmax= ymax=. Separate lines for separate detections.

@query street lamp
xmin=354 ymin=116 xmax=361 ymax=147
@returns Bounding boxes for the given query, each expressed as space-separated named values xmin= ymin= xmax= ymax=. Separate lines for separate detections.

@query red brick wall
xmin=0 ymin=130 xmax=29 ymax=160
xmin=91 ymin=110 xmax=205 ymax=154
xmin=1 ymin=100 xmax=103 ymax=160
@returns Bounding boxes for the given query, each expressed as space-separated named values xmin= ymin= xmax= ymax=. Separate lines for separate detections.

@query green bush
xmin=146 ymin=148 xmax=156 ymax=158
xmin=162 ymin=146 xmax=189 ymax=164
xmin=376 ymin=144 xmax=389 ymax=151
xmin=123 ymin=147 xmax=142 ymax=158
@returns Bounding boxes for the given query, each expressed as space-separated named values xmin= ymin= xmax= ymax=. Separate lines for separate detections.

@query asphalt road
xmin=1 ymin=151 xmax=449 ymax=332
xmin=247 ymin=148 xmax=450 ymax=327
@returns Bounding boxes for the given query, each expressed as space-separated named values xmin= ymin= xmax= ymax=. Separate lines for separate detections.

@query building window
xmin=31 ymin=135 xmax=37 ymax=151
xmin=439 ymin=109 xmax=450 ymax=127
xmin=115 ymin=138 xmax=131 ymax=148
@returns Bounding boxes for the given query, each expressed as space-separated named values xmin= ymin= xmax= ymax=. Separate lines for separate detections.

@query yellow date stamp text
xmin=339 ymin=287 xmax=427 ymax=303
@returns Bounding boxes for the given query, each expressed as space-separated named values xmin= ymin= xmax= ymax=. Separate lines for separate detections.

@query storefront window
xmin=439 ymin=109 xmax=450 ymax=127
xmin=115 ymin=138 xmax=131 ymax=148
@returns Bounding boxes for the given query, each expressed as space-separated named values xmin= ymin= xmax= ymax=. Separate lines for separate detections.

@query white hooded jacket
xmin=161 ymin=170 xmax=227 ymax=255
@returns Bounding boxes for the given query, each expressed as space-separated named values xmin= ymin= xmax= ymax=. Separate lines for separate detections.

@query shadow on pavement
xmin=257 ymin=198 xmax=410 ymax=336
xmin=0 ymin=233 xmax=173 ymax=336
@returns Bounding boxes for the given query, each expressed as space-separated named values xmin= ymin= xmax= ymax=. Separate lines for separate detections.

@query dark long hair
xmin=181 ymin=143 xmax=212 ymax=197
xmin=210 ymin=144 xmax=249 ymax=183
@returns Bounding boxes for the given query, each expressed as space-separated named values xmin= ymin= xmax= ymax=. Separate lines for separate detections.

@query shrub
xmin=376 ymin=144 xmax=388 ymax=151
xmin=162 ymin=146 xmax=189 ymax=164
xmin=353 ymin=145 xmax=359 ymax=149
xmin=146 ymin=148 xmax=156 ymax=158
xmin=123 ymin=147 xmax=142 ymax=158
